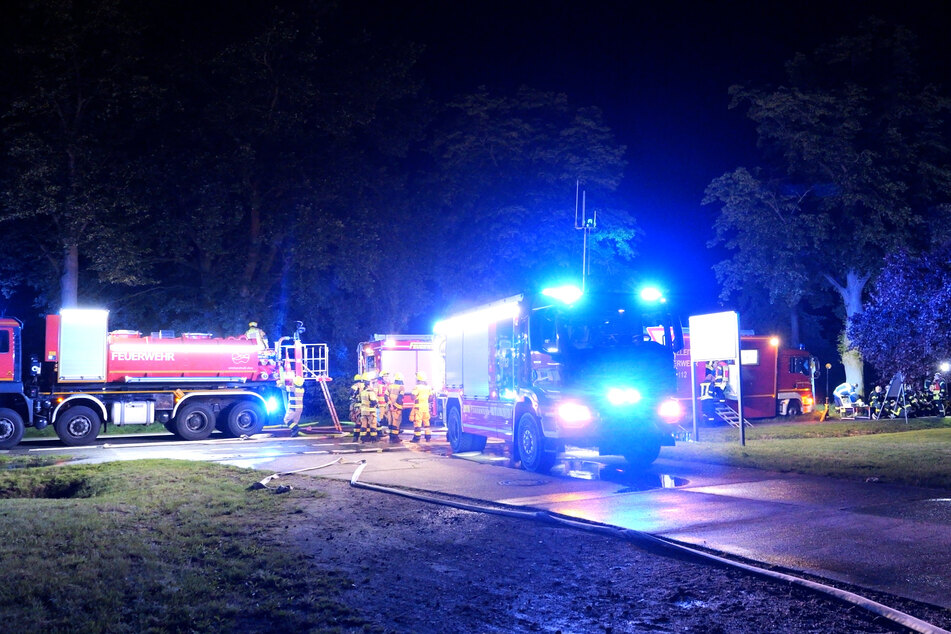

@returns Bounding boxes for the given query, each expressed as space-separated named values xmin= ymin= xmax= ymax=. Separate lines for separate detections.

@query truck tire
xmin=623 ymin=438 xmax=661 ymax=470
xmin=54 ymin=405 xmax=102 ymax=446
xmin=174 ymin=402 xmax=216 ymax=441
xmin=0 ymin=408 xmax=25 ymax=450
xmin=515 ymin=412 xmax=556 ymax=473
xmin=786 ymin=401 xmax=802 ymax=417
xmin=445 ymin=405 xmax=486 ymax=453
xmin=224 ymin=401 xmax=265 ymax=437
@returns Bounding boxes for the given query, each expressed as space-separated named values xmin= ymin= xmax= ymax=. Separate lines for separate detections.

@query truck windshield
xmin=529 ymin=293 xmax=678 ymax=396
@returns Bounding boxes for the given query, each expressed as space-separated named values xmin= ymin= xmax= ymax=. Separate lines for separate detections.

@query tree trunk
xmin=824 ymin=269 xmax=870 ymax=397
xmin=60 ymin=243 xmax=79 ymax=308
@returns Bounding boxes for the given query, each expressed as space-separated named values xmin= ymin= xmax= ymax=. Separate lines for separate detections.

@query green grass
xmin=0 ymin=460 xmax=364 ymax=633
xmin=664 ymin=417 xmax=951 ymax=489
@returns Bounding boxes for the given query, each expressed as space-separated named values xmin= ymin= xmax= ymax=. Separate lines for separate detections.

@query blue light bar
xmin=541 ymin=285 xmax=583 ymax=305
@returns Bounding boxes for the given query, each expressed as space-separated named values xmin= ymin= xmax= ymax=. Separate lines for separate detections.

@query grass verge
xmin=0 ymin=460 xmax=363 ymax=633
xmin=663 ymin=417 xmax=951 ymax=489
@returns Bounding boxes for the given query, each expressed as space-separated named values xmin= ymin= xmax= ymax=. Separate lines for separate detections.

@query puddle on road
xmin=553 ymin=458 xmax=689 ymax=491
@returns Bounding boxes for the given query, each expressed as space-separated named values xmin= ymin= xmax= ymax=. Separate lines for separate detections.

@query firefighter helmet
xmin=293 ymin=376 xmax=305 ymax=387
xmin=249 ymin=321 xmax=258 ymax=327
xmin=362 ymin=373 xmax=374 ymax=381
xmin=353 ymin=374 xmax=362 ymax=381
xmin=394 ymin=372 xmax=404 ymax=382
xmin=416 ymin=371 xmax=427 ymax=382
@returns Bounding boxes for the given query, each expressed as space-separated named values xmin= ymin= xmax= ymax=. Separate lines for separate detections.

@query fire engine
xmin=655 ymin=330 xmax=818 ymax=422
xmin=0 ymin=308 xmax=332 ymax=449
xmin=356 ymin=334 xmax=443 ymax=423
xmin=435 ymin=285 xmax=685 ymax=473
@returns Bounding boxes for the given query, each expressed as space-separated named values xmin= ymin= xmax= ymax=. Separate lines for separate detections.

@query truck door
xmin=0 ymin=323 xmax=19 ymax=383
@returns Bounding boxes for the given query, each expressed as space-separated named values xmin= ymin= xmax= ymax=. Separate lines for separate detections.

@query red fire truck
xmin=356 ymin=334 xmax=444 ymax=423
xmin=653 ymin=329 xmax=818 ymax=421
xmin=0 ymin=309 xmax=329 ymax=448
xmin=436 ymin=286 xmax=685 ymax=473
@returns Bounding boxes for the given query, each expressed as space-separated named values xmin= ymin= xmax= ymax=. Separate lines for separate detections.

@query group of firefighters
xmin=348 ymin=371 xmax=433 ymax=443
xmin=834 ymin=373 xmax=949 ymax=418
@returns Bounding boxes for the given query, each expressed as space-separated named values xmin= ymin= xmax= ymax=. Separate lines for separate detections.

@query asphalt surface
xmin=12 ymin=427 xmax=951 ymax=612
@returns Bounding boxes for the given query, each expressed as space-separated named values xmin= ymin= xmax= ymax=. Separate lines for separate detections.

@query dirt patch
xmin=0 ymin=473 xmax=90 ymax=499
xmin=281 ymin=474 xmax=950 ymax=633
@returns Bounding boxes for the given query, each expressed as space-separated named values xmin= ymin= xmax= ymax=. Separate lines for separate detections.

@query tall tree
xmin=0 ymin=0 xmax=156 ymax=309
xmin=704 ymin=21 xmax=951 ymax=394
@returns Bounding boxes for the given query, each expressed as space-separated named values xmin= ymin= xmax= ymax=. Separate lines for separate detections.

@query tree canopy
xmin=0 ymin=0 xmax=636 ymax=375
xmin=849 ymin=247 xmax=951 ymax=382
xmin=704 ymin=19 xmax=951 ymax=392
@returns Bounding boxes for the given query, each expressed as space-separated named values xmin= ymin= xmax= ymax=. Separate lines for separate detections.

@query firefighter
xmin=245 ymin=321 xmax=268 ymax=348
xmin=358 ymin=373 xmax=380 ymax=442
xmin=410 ymin=371 xmax=432 ymax=443
xmin=869 ymin=385 xmax=885 ymax=418
xmin=376 ymin=373 xmax=389 ymax=436
xmin=349 ymin=374 xmax=364 ymax=441
xmin=386 ymin=372 xmax=405 ymax=443
xmin=283 ymin=375 xmax=305 ymax=436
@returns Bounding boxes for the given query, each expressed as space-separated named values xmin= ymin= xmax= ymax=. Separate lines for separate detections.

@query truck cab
xmin=439 ymin=287 xmax=685 ymax=472
xmin=0 ymin=318 xmax=29 ymax=448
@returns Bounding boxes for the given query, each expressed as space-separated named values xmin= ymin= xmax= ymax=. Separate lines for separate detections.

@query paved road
xmin=12 ymin=429 xmax=951 ymax=611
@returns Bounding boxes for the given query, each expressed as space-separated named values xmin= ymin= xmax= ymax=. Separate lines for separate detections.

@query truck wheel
xmin=0 ymin=408 xmax=25 ymax=450
xmin=54 ymin=406 xmax=102 ymax=446
xmin=446 ymin=405 xmax=486 ymax=453
xmin=516 ymin=412 xmax=555 ymax=473
xmin=174 ymin=402 xmax=216 ymax=441
xmin=786 ymin=401 xmax=802 ymax=417
xmin=224 ymin=401 xmax=265 ymax=437
xmin=623 ymin=439 xmax=661 ymax=470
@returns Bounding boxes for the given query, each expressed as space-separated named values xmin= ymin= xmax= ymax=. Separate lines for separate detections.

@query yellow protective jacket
xmin=386 ymin=383 xmax=405 ymax=409
xmin=411 ymin=383 xmax=431 ymax=411
xmin=359 ymin=384 xmax=378 ymax=415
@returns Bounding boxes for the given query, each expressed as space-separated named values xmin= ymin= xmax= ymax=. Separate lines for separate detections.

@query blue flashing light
xmin=542 ymin=284 xmax=583 ymax=305
xmin=265 ymin=397 xmax=279 ymax=413
xmin=607 ymin=387 xmax=643 ymax=405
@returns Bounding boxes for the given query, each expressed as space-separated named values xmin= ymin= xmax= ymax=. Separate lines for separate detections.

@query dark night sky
xmin=362 ymin=0 xmax=951 ymax=316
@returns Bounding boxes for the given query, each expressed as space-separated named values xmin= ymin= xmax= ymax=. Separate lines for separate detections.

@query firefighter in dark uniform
xmin=358 ymin=373 xmax=380 ymax=442
xmin=386 ymin=372 xmax=405 ymax=443
xmin=349 ymin=374 xmax=364 ymax=441
xmin=410 ymin=372 xmax=432 ymax=442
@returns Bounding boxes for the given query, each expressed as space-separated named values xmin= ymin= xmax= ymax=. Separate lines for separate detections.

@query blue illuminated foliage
xmin=849 ymin=248 xmax=951 ymax=381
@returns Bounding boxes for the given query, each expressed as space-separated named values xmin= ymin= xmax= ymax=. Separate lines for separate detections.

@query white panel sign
xmin=688 ymin=311 xmax=739 ymax=363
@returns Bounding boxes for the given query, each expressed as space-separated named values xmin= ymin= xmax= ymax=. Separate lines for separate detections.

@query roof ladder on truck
xmin=277 ymin=339 xmax=341 ymax=432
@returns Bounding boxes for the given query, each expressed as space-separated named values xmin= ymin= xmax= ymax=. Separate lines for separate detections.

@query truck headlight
xmin=657 ymin=398 xmax=684 ymax=424
xmin=557 ymin=401 xmax=592 ymax=427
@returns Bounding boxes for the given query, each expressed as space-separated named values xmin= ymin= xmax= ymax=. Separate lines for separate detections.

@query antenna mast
xmin=574 ymin=180 xmax=597 ymax=292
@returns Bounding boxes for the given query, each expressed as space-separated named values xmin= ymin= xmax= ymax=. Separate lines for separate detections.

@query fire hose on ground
xmin=345 ymin=459 xmax=949 ymax=634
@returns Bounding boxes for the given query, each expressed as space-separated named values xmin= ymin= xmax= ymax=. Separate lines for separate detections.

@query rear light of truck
xmin=657 ymin=398 xmax=684 ymax=424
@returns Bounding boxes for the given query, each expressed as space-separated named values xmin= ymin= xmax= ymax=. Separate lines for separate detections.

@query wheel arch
xmin=52 ymin=395 xmax=107 ymax=424
xmin=0 ymin=393 xmax=32 ymax=425
xmin=172 ymin=390 xmax=270 ymax=419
